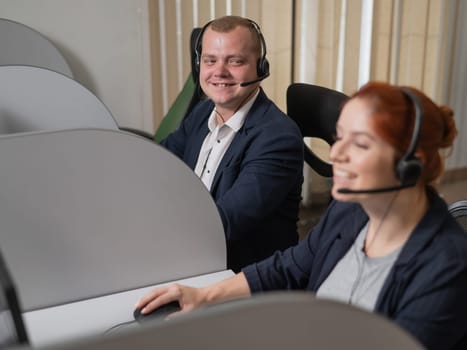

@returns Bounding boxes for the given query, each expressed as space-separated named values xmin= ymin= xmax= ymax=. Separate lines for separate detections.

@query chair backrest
xmin=152 ymin=27 xmax=203 ymax=143
xmin=448 ymin=200 xmax=467 ymax=233
xmin=153 ymin=74 xmax=197 ymax=143
xmin=41 ymin=292 xmax=423 ymax=350
xmin=286 ymin=83 xmax=348 ymax=177
xmin=190 ymin=27 xmax=202 ymax=86
xmin=0 ymin=18 xmax=73 ymax=78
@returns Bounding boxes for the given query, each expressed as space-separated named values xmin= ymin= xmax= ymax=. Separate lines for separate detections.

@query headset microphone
xmin=239 ymin=72 xmax=270 ymax=87
xmin=337 ymin=182 xmax=415 ymax=194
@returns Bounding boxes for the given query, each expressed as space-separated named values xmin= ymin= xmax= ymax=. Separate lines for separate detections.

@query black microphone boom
xmin=239 ymin=72 xmax=270 ymax=87
xmin=337 ymin=182 xmax=415 ymax=194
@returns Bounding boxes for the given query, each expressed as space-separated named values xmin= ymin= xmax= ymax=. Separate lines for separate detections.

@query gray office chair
xmin=286 ymin=83 xmax=349 ymax=177
xmin=448 ymin=200 xmax=467 ymax=233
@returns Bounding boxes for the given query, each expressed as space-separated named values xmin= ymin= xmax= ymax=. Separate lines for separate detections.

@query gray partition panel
xmin=41 ymin=292 xmax=423 ymax=350
xmin=0 ymin=129 xmax=226 ymax=311
xmin=0 ymin=65 xmax=118 ymax=134
xmin=0 ymin=18 xmax=73 ymax=78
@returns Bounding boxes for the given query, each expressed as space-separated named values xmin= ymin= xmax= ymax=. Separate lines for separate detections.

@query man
xmin=161 ymin=16 xmax=303 ymax=272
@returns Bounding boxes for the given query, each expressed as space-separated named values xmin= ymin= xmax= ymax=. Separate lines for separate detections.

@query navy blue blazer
xmin=161 ymin=89 xmax=304 ymax=272
xmin=244 ymin=189 xmax=467 ymax=349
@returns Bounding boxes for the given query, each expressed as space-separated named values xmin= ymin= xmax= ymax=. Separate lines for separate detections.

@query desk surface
xmin=24 ymin=270 xmax=234 ymax=347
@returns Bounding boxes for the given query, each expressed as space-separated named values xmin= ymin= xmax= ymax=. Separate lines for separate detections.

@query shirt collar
xmin=207 ymin=89 xmax=260 ymax=132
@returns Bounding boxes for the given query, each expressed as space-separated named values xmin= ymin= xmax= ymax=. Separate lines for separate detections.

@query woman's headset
xmin=396 ymin=88 xmax=424 ymax=186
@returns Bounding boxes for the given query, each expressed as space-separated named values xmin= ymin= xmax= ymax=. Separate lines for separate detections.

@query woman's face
xmin=330 ymin=97 xmax=400 ymax=201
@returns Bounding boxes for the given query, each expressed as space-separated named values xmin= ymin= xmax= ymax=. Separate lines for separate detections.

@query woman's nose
xmin=329 ymin=140 xmax=347 ymax=163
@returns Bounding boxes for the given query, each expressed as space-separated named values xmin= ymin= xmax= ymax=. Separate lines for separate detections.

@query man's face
xmin=198 ymin=26 xmax=260 ymax=116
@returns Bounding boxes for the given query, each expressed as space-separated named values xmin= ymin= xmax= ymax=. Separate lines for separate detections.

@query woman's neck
xmin=362 ymin=186 xmax=429 ymax=257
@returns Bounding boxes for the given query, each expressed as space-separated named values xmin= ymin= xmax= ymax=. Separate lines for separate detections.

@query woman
xmin=136 ymin=82 xmax=467 ymax=349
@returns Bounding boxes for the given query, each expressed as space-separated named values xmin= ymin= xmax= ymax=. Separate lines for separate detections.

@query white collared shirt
xmin=194 ymin=90 xmax=260 ymax=190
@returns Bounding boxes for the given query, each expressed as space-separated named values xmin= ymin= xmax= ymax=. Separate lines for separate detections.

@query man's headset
xmin=193 ymin=18 xmax=270 ymax=86
xmin=338 ymin=87 xmax=424 ymax=194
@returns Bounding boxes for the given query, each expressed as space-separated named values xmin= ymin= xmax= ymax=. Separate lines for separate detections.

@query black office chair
xmin=120 ymin=28 xmax=203 ymax=142
xmin=286 ymin=83 xmax=349 ymax=177
xmin=448 ymin=200 xmax=467 ymax=233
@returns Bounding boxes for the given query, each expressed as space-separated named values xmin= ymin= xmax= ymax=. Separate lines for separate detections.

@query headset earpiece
xmin=396 ymin=88 xmax=424 ymax=186
xmin=193 ymin=20 xmax=212 ymax=76
xmin=257 ymin=58 xmax=269 ymax=79
xmin=247 ymin=20 xmax=269 ymax=79
xmin=396 ymin=157 xmax=422 ymax=186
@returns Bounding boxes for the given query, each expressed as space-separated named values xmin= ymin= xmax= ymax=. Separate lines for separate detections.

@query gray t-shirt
xmin=316 ymin=223 xmax=403 ymax=311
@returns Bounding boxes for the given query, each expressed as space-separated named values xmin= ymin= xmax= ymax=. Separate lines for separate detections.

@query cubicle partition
xmin=0 ymin=129 xmax=231 ymax=346
xmin=39 ymin=292 xmax=423 ymax=350
xmin=0 ymin=18 xmax=73 ymax=78
xmin=0 ymin=65 xmax=118 ymax=135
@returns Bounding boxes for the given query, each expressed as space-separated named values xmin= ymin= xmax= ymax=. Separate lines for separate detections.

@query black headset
xmin=396 ymin=88 xmax=424 ymax=186
xmin=193 ymin=18 xmax=270 ymax=80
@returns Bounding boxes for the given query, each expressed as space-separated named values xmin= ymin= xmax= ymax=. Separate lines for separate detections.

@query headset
xmin=193 ymin=18 xmax=270 ymax=84
xmin=338 ymin=87 xmax=424 ymax=194
xmin=396 ymin=87 xmax=423 ymax=186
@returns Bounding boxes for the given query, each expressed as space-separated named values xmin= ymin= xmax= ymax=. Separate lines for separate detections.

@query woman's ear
xmin=414 ymin=151 xmax=426 ymax=166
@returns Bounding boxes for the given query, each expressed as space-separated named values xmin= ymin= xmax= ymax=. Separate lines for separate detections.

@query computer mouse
xmin=133 ymin=301 xmax=181 ymax=323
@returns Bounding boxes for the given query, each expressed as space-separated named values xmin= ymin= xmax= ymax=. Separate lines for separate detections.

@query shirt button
xmin=217 ymin=140 xmax=221 ymax=143
xmin=207 ymin=170 xmax=210 ymax=174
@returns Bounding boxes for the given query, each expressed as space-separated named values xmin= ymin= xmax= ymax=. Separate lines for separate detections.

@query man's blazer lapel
xmin=210 ymin=90 xmax=270 ymax=193
xmin=184 ymin=103 xmax=212 ymax=169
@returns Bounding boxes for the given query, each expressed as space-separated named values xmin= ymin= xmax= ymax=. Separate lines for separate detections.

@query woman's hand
xmin=135 ymin=273 xmax=251 ymax=318
xmin=135 ymin=283 xmax=207 ymax=317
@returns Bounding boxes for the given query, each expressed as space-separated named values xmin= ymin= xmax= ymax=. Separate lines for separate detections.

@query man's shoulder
xmin=248 ymin=95 xmax=300 ymax=133
xmin=190 ymin=98 xmax=214 ymax=117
